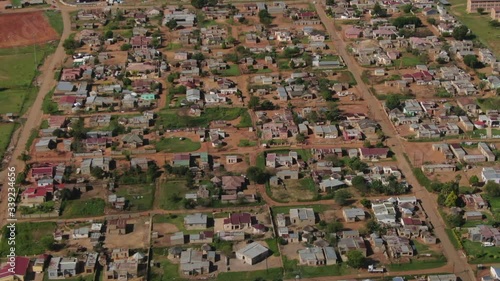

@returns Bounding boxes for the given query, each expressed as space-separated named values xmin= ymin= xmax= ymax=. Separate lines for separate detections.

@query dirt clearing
xmin=0 ymin=12 xmax=58 ymax=48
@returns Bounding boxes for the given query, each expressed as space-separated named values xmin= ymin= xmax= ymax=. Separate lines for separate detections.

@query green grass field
xmin=44 ymin=10 xmax=64 ymax=35
xmin=222 ymin=64 xmax=241 ymax=76
xmin=477 ymin=97 xmax=500 ymax=111
xmin=0 ymin=123 xmax=16 ymax=160
xmin=115 ymin=184 xmax=155 ymax=211
xmin=149 ymin=259 xmax=186 ymax=281
xmin=394 ymin=54 xmax=423 ymax=67
xmin=236 ymin=110 xmax=253 ymax=128
xmin=462 ymin=239 xmax=500 ymax=263
xmin=158 ymin=181 xmax=190 ymax=210
xmin=154 ymin=137 xmax=201 ymax=152
xmin=283 ymin=257 xmax=352 ymax=279
xmin=387 ymin=256 xmax=447 ymax=271
xmin=448 ymin=0 xmax=500 ymax=56
xmin=265 ymin=238 xmax=280 ymax=256
xmin=0 ymin=222 xmax=56 ymax=256
xmin=61 ymin=198 xmax=106 ymax=218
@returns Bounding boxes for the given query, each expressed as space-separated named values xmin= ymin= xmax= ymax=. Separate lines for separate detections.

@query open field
xmin=283 ymin=256 xmax=353 ymax=279
xmin=155 ymin=137 xmax=201 ymax=152
xmin=115 ymin=184 xmax=155 ymax=211
xmin=158 ymin=180 xmax=190 ymax=210
xmin=0 ymin=222 xmax=56 ymax=256
xmin=61 ymin=198 xmax=106 ymax=218
xmin=269 ymin=177 xmax=318 ymax=202
xmin=157 ymin=107 xmax=246 ymax=129
xmin=0 ymin=12 xmax=59 ymax=48
xmin=44 ymin=10 xmax=64 ymax=36
xmin=448 ymin=0 xmax=500 ymax=56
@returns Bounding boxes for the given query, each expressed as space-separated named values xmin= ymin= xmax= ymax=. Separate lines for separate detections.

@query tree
xmin=447 ymin=213 xmax=464 ymax=227
xmin=346 ymin=250 xmax=366 ymax=268
xmin=334 ymin=189 xmax=352 ymax=206
xmin=296 ymin=133 xmax=306 ymax=144
xmin=490 ymin=20 xmax=500 ymax=27
xmin=246 ymin=166 xmax=268 ymax=184
xmin=120 ymin=44 xmax=132 ymax=51
xmin=326 ymin=0 xmax=335 ymax=5
xmin=372 ymin=2 xmax=387 ymax=17
xmin=258 ymin=10 xmax=273 ymax=26
xmin=402 ymin=4 xmax=413 ymax=13
xmin=360 ymin=198 xmax=371 ymax=208
xmin=248 ymin=96 xmax=260 ymax=109
xmin=166 ymin=18 xmax=178 ymax=30
xmin=436 ymin=57 xmax=447 ymax=64
xmin=393 ymin=16 xmax=422 ymax=28
xmin=485 ymin=181 xmax=500 ymax=197
xmin=427 ymin=17 xmax=437 ymax=26
xmin=477 ymin=7 xmax=485 ymax=14
xmin=18 ymin=152 xmax=31 ymax=163
xmin=444 ymin=191 xmax=458 ymax=207
xmin=469 ymin=175 xmax=479 ymax=185
xmin=385 ymin=94 xmax=401 ymax=110
xmin=463 ymin=54 xmax=480 ymax=68
xmin=192 ymin=52 xmax=205 ymax=61
xmin=326 ymin=221 xmax=344 ymax=233
xmin=352 ymin=176 xmax=369 ymax=193
xmin=452 ymin=25 xmax=469 ymax=40
xmin=63 ymin=38 xmax=80 ymax=55
xmin=191 ymin=0 xmax=207 ymax=9
xmin=104 ymin=30 xmax=114 ymax=39
xmin=90 ymin=167 xmax=105 ymax=179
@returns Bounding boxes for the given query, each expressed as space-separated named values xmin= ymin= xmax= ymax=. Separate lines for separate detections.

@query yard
xmin=393 ymin=54 xmax=422 ymax=67
xmin=462 ymin=239 xmax=500 ymax=264
xmin=149 ymin=258 xmax=186 ymax=281
xmin=269 ymin=177 xmax=318 ymax=202
xmin=386 ymin=255 xmax=447 ymax=271
xmin=154 ymin=137 xmax=201 ymax=153
xmin=283 ymin=257 xmax=352 ymax=279
xmin=157 ymin=107 xmax=246 ymax=129
xmin=115 ymin=184 xmax=155 ymax=211
xmin=448 ymin=0 xmax=500 ymax=56
xmin=158 ymin=180 xmax=191 ymax=210
xmin=61 ymin=198 xmax=106 ymax=218
xmin=236 ymin=111 xmax=253 ymax=128
xmin=0 ymin=123 xmax=16 ymax=160
xmin=153 ymin=213 xmax=213 ymax=234
xmin=217 ymin=268 xmax=283 ymax=281
xmin=0 ymin=222 xmax=56 ymax=256
xmin=222 ymin=65 xmax=241 ymax=76
xmin=477 ymin=97 xmax=500 ymax=111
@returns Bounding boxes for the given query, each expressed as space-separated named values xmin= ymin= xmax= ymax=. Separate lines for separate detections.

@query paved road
xmin=0 ymin=7 xmax=72 ymax=225
xmin=314 ymin=5 xmax=474 ymax=281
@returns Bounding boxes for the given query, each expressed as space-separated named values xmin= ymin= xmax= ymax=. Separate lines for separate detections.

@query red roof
xmin=32 ymin=166 xmax=54 ymax=176
xmin=59 ymin=96 xmax=77 ymax=104
xmin=0 ymin=257 xmax=30 ymax=278
xmin=223 ymin=213 xmax=252 ymax=225
xmin=402 ymin=218 xmax=422 ymax=225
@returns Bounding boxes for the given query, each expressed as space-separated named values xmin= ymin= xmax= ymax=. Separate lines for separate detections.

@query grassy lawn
xmin=158 ymin=181 xmax=190 ymax=210
xmin=463 ymin=239 xmax=500 ymax=264
xmin=283 ymin=257 xmax=352 ymax=279
xmin=445 ymin=228 xmax=461 ymax=249
xmin=256 ymin=68 xmax=273 ymax=73
xmin=238 ymin=139 xmax=257 ymax=147
xmin=61 ymin=198 xmax=105 ymax=218
xmin=157 ymin=107 xmax=246 ymax=129
xmin=10 ymin=0 xmax=21 ymax=6
xmin=165 ymin=42 xmax=183 ymax=51
xmin=448 ymin=0 xmax=500 ymax=56
xmin=44 ymin=10 xmax=64 ymax=35
xmin=256 ymin=152 xmax=266 ymax=169
xmin=387 ymin=256 xmax=447 ymax=271
xmin=236 ymin=110 xmax=252 ymax=128
xmin=394 ymin=54 xmax=422 ymax=67
xmin=222 ymin=65 xmax=241 ymax=76
xmin=154 ymin=137 xmax=201 ymax=153
xmin=265 ymin=238 xmax=280 ymax=256
xmin=0 ymin=222 xmax=56 ymax=256
xmin=0 ymin=123 xmax=16 ymax=160
xmin=278 ymin=59 xmax=291 ymax=70
xmin=115 ymin=184 xmax=155 ymax=211
xmin=217 ymin=268 xmax=283 ymax=281
xmin=336 ymin=71 xmax=357 ymax=86
xmin=467 ymin=129 xmax=487 ymax=139
xmin=477 ymin=97 xmax=500 ymax=111
xmin=153 ymin=213 xmax=213 ymax=234
xmin=149 ymin=258 xmax=186 ymax=281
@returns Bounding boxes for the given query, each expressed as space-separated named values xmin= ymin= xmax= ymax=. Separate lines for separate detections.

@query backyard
xmin=115 ymin=184 xmax=155 ymax=211
xmin=0 ymin=222 xmax=56 ymax=256
xmin=154 ymin=137 xmax=201 ymax=153
xmin=157 ymin=107 xmax=246 ymax=129
xmin=283 ymin=257 xmax=352 ymax=279
xmin=269 ymin=177 xmax=318 ymax=202
xmin=222 ymin=64 xmax=241 ymax=76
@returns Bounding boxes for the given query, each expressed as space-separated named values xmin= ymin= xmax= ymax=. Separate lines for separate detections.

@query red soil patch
xmin=0 ymin=11 xmax=59 ymax=48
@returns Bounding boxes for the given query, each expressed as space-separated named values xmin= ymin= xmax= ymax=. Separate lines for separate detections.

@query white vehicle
xmin=482 ymin=242 xmax=494 ymax=247
xmin=368 ymin=265 xmax=385 ymax=273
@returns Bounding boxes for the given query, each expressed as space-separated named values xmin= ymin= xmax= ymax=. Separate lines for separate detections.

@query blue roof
xmin=439 ymin=0 xmax=450 ymax=5
xmin=57 ymin=81 xmax=74 ymax=92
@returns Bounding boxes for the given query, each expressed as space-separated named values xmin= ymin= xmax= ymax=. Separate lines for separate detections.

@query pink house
xmin=61 ymin=68 xmax=83 ymax=81
xmin=345 ymin=26 xmax=362 ymax=39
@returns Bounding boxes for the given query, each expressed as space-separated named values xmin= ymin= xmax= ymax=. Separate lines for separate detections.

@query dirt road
xmin=315 ymin=5 xmax=474 ymax=281
xmin=0 ymin=7 xmax=72 ymax=226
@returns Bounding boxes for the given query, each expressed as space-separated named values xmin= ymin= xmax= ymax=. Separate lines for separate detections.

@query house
xmin=186 ymin=89 xmax=201 ymax=102
xmin=319 ymin=178 xmax=345 ymax=192
xmin=462 ymin=194 xmax=487 ymax=209
xmin=313 ymin=125 xmax=338 ymax=138
xmin=170 ymin=232 xmax=185 ymax=245
xmin=337 ymin=237 xmax=367 ymax=260
xmin=122 ymin=134 xmax=144 ymax=148
xmin=107 ymin=219 xmax=127 ymax=235
xmin=180 ymin=248 xmax=210 ymax=275
xmin=223 ymin=213 xmax=252 ymax=230
xmin=221 ymin=176 xmax=246 ymax=194
xmin=372 ymin=202 xmax=397 ymax=224
xmin=384 ymin=235 xmax=413 ymax=258
xmin=84 ymin=253 xmax=99 ymax=274
xmin=235 ymin=242 xmax=269 ymax=265
xmin=47 ymin=257 xmax=78 ymax=279
xmin=184 ymin=213 xmax=208 ymax=230
xmin=33 ymin=255 xmax=48 ymax=273
xmin=464 ymin=211 xmax=483 ymax=221
xmin=343 ymin=208 xmax=366 ymax=222
xmin=173 ymin=154 xmax=191 ymax=167
xmin=72 ymin=227 xmax=90 ymax=239
xmin=226 ymin=155 xmax=238 ymax=164
xmin=479 ymin=142 xmax=496 ymax=162
xmin=35 ymin=138 xmax=57 ymax=152
xmin=359 ymin=148 xmax=389 ymax=161
xmin=276 ymin=170 xmax=299 ymax=180
xmin=298 ymin=247 xmax=338 ymax=265
xmin=0 ymin=256 xmax=31 ymax=281
xmin=427 ymin=274 xmax=457 ymax=281
xmin=467 ymin=225 xmax=500 ymax=245
xmin=290 ymin=208 xmax=315 ymax=227
xmin=457 ymin=97 xmax=479 ymax=113
xmin=482 ymin=167 xmax=500 ymax=183
xmin=490 ymin=267 xmax=500 ymax=279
